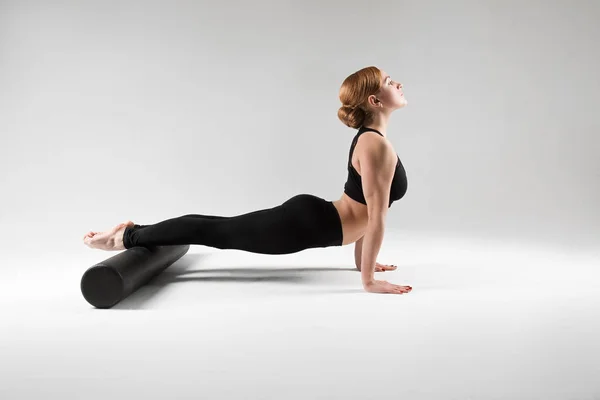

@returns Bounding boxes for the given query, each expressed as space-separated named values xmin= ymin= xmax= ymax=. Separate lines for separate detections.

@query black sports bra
xmin=343 ymin=126 xmax=408 ymax=207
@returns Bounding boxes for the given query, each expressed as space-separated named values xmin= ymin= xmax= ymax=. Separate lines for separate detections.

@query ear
xmin=367 ymin=94 xmax=380 ymax=108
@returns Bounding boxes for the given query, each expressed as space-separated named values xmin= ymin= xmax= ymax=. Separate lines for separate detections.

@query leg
xmin=122 ymin=194 xmax=343 ymax=255
xmin=130 ymin=214 xmax=226 ymax=230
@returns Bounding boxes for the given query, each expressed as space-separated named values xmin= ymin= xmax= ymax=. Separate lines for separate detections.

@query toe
xmin=83 ymin=231 xmax=94 ymax=240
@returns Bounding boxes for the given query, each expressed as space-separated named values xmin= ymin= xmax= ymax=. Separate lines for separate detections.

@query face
xmin=371 ymin=70 xmax=407 ymax=111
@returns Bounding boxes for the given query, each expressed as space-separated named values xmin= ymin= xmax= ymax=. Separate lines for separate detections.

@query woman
xmin=83 ymin=66 xmax=412 ymax=295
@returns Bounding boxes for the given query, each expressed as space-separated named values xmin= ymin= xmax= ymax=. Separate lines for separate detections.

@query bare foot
xmin=83 ymin=220 xmax=135 ymax=251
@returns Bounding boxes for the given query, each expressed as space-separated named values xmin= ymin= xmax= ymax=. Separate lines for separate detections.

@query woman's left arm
xmin=354 ymin=236 xmax=364 ymax=270
xmin=355 ymin=235 xmax=397 ymax=272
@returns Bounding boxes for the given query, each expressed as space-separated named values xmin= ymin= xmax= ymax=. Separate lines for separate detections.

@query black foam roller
xmin=81 ymin=245 xmax=190 ymax=308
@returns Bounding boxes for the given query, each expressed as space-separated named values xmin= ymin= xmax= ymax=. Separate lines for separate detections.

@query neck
xmin=364 ymin=110 xmax=392 ymax=137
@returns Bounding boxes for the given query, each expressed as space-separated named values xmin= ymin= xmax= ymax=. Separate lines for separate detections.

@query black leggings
xmin=122 ymin=194 xmax=344 ymax=255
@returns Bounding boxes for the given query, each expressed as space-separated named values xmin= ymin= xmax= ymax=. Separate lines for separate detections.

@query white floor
xmin=1 ymin=231 xmax=599 ymax=400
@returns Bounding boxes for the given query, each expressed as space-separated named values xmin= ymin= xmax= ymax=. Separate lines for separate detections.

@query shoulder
xmin=355 ymin=131 xmax=394 ymax=161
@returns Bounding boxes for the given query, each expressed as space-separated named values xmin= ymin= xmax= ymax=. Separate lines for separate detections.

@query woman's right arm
xmin=360 ymin=216 xmax=386 ymax=286
xmin=358 ymin=135 xmax=412 ymax=295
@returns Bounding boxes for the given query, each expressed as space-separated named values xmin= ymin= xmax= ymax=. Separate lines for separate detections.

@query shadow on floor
xmin=110 ymin=253 xmax=361 ymax=309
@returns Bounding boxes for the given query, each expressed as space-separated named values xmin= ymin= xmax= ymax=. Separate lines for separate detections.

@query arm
xmin=361 ymin=216 xmax=387 ymax=286
xmin=357 ymin=137 xmax=395 ymax=288
xmin=354 ymin=236 xmax=364 ymax=270
xmin=361 ymin=215 xmax=411 ymax=294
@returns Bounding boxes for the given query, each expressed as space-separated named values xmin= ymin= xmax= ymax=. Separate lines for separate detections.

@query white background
xmin=1 ymin=1 xmax=598 ymax=399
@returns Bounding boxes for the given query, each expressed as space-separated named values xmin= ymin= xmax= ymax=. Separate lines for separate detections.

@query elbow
xmin=365 ymin=196 xmax=389 ymax=224
xmin=365 ymin=216 xmax=386 ymax=235
xmin=367 ymin=211 xmax=387 ymax=225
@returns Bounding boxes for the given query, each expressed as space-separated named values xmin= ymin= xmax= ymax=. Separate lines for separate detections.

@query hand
xmin=363 ymin=280 xmax=412 ymax=295
xmin=375 ymin=262 xmax=397 ymax=272
xmin=356 ymin=262 xmax=398 ymax=272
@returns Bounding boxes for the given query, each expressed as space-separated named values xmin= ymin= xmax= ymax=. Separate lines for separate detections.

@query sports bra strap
xmin=348 ymin=127 xmax=383 ymax=168
xmin=359 ymin=126 xmax=383 ymax=136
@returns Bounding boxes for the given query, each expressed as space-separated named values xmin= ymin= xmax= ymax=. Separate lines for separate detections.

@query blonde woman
xmin=83 ymin=66 xmax=412 ymax=295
